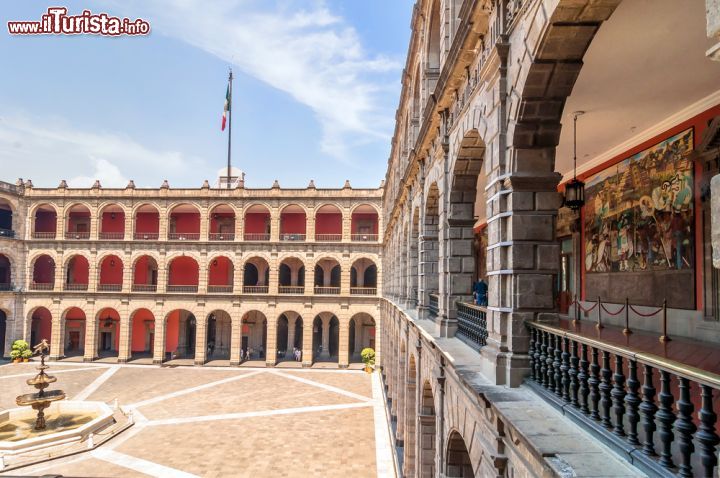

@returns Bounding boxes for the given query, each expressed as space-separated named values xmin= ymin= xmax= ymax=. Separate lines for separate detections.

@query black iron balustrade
xmin=0 ymin=228 xmax=15 ymax=238
xmin=456 ymin=302 xmax=488 ymax=349
xmin=428 ymin=293 xmax=439 ymax=317
xmin=527 ymin=320 xmax=720 ymax=477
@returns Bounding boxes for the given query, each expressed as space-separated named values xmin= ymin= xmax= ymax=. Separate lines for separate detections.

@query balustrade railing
xmin=166 ymin=285 xmax=198 ymax=293
xmin=97 ymin=284 xmax=122 ymax=292
xmin=208 ymin=285 xmax=233 ymax=293
xmin=64 ymin=283 xmax=88 ymax=291
xmin=133 ymin=232 xmax=159 ymax=240
xmin=99 ymin=232 xmax=124 ymax=240
xmin=32 ymin=232 xmax=56 ymax=239
xmin=315 ymin=234 xmax=342 ymax=242
xmin=167 ymin=233 xmax=200 ymax=241
xmin=527 ymin=320 xmax=720 ymax=477
xmin=132 ymin=284 xmax=157 ymax=292
xmin=280 ymin=233 xmax=306 ymax=241
xmin=351 ymin=287 xmax=377 ymax=296
xmin=456 ymin=302 xmax=488 ymax=349
xmin=314 ymin=286 xmax=340 ymax=295
xmin=428 ymin=293 xmax=439 ymax=316
xmin=65 ymin=231 xmax=90 ymax=240
xmin=30 ymin=282 xmax=53 ymax=290
xmin=243 ymin=285 xmax=268 ymax=294
xmin=209 ymin=233 xmax=235 ymax=241
xmin=351 ymin=234 xmax=378 ymax=242
xmin=244 ymin=233 xmax=270 ymax=241
xmin=279 ymin=286 xmax=304 ymax=294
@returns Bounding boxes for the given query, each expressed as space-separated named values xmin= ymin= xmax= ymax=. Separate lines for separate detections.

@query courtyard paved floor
xmin=1 ymin=361 xmax=395 ymax=478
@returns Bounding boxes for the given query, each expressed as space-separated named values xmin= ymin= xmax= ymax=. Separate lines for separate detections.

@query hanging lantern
xmin=564 ymin=111 xmax=586 ymax=211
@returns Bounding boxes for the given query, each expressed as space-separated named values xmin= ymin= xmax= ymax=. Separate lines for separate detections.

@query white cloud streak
xmin=113 ymin=0 xmax=401 ymax=161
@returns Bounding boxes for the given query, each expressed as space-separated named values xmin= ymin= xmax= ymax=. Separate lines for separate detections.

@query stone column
xmin=302 ymin=319 xmax=313 ymax=367
xmin=152 ymin=315 xmax=165 ymax=364
xmin=266 ymin=317 xmax=277 ymax=366
xmin=338 ymin=317 xmax=349 ymax=368
xmin=118 ymin=314 xmax=131 ymax=363
xmin=320 ymin=318 xmax=330 ymax=358
xmin=89 ymin=207 xmax=99 ymax=241
xmin=84 ymin=312 xmax=98 ymax=362
xmin=199 ymin=210 xmax=209 ymax=241
xmin=230 ymin=307 xmax=242 ymax=366
xmin=342 ymin=209 xmax=351 ymax=242
xmin=270 ymin=209 xmax=280 ymax=242
xmin=124 ymin=211 xmax=132 ymax=240
xmin=287 ymin=318 xmax=296 ymax=354
xmin=235 ymin=207 xmax=244 ymax=241
xmin=194 ymin=315 xmax=207 ymax=365
xmin=306 ymin=213 xmax=315 ymax=242
xmin=49 ymin=315 xmax=63 ymax=360
xmin=198 ymin=261 xmax=208 ymax=294
xmin=157 ymin=256 xmax=167 ymax=293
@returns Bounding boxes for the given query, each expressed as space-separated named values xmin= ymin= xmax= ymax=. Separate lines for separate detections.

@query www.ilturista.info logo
xmin=7 ymin=7 xmax=150 ymax=36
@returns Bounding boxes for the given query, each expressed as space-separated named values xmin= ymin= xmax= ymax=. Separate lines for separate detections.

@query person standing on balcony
xmin=473 ymin=279 xmax=488 ymax=306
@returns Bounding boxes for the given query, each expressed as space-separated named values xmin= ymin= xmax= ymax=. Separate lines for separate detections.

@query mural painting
xmin=584 ymin=129 xmax=694 ymax=274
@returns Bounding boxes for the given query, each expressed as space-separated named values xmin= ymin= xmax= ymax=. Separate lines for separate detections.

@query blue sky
xmin=0 ymin=1 xmax=414 ymax=188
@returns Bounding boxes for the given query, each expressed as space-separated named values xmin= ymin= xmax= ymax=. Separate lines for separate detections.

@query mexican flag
xmin=221 ymin=83 xmax=231 ymax=131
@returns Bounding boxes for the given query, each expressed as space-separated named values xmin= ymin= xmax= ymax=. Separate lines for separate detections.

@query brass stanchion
xmin=622 ymin=297 xmax=631 ymax=335
xmin=595 ymin=296 xmax=603 ymax=329
xmin=659 ymin=299 xmax=670 ymax=343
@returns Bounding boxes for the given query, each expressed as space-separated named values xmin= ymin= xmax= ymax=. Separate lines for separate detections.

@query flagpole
xmin=226 ymin=68 xmax=233 ymax=189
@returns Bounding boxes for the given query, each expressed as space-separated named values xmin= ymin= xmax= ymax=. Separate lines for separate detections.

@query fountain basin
xmin=0 ymin=401 xmax=114 ymax=453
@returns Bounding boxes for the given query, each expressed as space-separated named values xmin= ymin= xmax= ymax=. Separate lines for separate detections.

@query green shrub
xmin=361 ymin=348 xmax=375 ymax=367
xmin=10 ymin=339 xmax=30 ymax=360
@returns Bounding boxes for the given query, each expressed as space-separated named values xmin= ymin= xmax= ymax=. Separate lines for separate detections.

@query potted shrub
xmin=10 ymin=340 xmax=31 ymax=363
xmin=361 ymin=347 xmax=375 ymax=373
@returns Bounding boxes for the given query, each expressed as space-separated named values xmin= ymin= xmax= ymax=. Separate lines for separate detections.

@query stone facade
xmin=0 ymin=180 xmax=383 ymax=368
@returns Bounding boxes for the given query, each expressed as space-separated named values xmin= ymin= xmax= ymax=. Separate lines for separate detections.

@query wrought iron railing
xmin=351 ymin=287 xmax=377 ymax=296
xmin=244 ymin=233 xmax=270 ymax=241
xmin=526 ymin=320 xmax=720 ymax=477
xmin=428 ymin=293 xmax=439 ymax=316
xmin=133 ymin=232 xmax=159 ymax=240
xmin=279 ymin=286 xmax=304 ymax=294
xmin=243 ymin=285 xmax=268 ymax=294
xmin=166 ymin=285 xmax=198 ymax=293
xmin=351 ymin=233 xmax=378 ymax=242
xmin=315 ymin=234 xmax=342 ymax=242
xmin=32 ymin=232 xmax=56 ymax=239
xmin=168 ymin=233 xmax=200 ymax=241
xmin=209 ymin=233 xmax=235 ymax=241
xmin=97 ymin=284 xmax=122 ymax=292
xmin=314 ymin=286 xmax=340 ymax=295
xmin=208 ymin=285 xmax=233 ymax=293
xmin=132 ymin=284 xmax=157 ymax=292
xmin=456 ymin=302 xmax=488 ymax=348
xmin=65 ymin=231 xmax=90 ymax=240
xmin=99 ymin=232 xmax=124 ymax=240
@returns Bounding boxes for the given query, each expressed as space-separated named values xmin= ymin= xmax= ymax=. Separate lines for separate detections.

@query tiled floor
xmin=1 ymin=361 xmax=393 ymax=478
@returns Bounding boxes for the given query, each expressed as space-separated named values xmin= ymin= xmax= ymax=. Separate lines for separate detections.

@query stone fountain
xmin=15 ymin=340 xmax=66 ymax=430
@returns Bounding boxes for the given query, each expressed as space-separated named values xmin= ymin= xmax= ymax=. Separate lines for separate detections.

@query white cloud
xmin=0 ymin=113 xmax=201 ymax=188
xmin=112 ymin=0 xmax=401 ymax=161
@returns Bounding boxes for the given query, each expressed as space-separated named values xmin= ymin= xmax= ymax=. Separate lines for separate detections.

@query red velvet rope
xmin=601 ymin=303 xmax=625 ymax=316
xmin=628 ymin=304 xmax=664 ymax=317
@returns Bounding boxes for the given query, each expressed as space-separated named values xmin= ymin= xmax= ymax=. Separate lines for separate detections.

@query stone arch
xmin=314 ymin=257 xmax=341 ymax=292
xmin=132 ymin=254 xmax=159 ymax=292
xmin=132 ymin=203 xmax=160 ymax=239
xmin=348 ymin=313 xmax=375 ymax=362
xmin=209 ymin=203 xmax=237 ymax=240
xmin=167 ymin=255 xmax=200 ymax=291
xmin=243 ymin=256 xmax=270 ymax=291
xmin=129 ymin=308 xmax=155 ymax=359
xmin=61 ymin=306 xmax=87 ymax=358
xmin=445 ymin=430 xmax=474 ymax=478
xmin=419 ymin=380 xmax=437 ymax=476
xmin=63 ymin=254 xmax=90 ymax=290
xmin=95 ymin=307 xmax=121 ymax=357
xmin=207 ymin=255 xmax=234 ymax=292
xmin=350 ymin=257 xmax=377 ymax=292
xmin=244 ymin=203 xmax=271 ymax=240
xmin=421 ymin=182 xmax=440 ymax=309
xmin=167 ymin=203 xmax=201 ymax=239
xmin=163 ymin=308 xmax=197 ymax=361
xmin=0 ymin=253 xmax=12 ymax=290
xmin=29 ymin=306 xmax=53 ymax=352
xmin=314 ymin=203 xmax=344 ymax=240
xmin=241 ymin=310 xmax=267 ymax=360
xmin=426 ymin=0 xmax=441 ymax=71
xmin=97 ymin=254 xmax=124 ymax=290
xmin=64 ymin=203 xmax=92 ymax=239
xmin=206 ymin=309 xmax=232 ymax=360
xmin=278 ymin=256 xmax=305 ymax=290
xmin=404 ymin=352 xmax=418 ymax=477
xmin=98 ymin=202 xmax=127 ymax=239
xmin=30 ymin=202 xmax=58 ymax=238
xmin=30 ymin=253 xmax=56 ymax=289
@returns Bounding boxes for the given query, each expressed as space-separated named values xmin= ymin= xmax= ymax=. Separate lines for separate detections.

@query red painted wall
xmin=280 ymin=213 xmax=306 ymax=234
xmin=208 ymin=258 xmax=232 ymax=286
xmin=33 ymin=256 xmax=55 ymax=283
xmin=101 ymin=211 xmax=125 ymax=233
xmin=131 ymin=309 xmax=155 ymax=352
xmin=67 ymin=211 xmax=90 ymax=232
xmin=315 ymin=213 xmax=342 ymax=234
xmin=351 ymin=213 xmax=378 ymax=234
xmin=166 ymin=310 xmax=180 ymax=352
xmin=245 ymin=213 xmax=269 ymax=234
xmin=35 ymin=211 xmax=57 ymax=233
xmin=33 ymin=308 xmax=52 ymax=342
xmin=65 ymin=307 xmax=85 ymax=320
xmin=68 ymin=256 xmax=89 ymax=284
xmin=210 ymin=213 xmax=235 ymax=233
xmin=168 ymin=257 xmax=199 ymax=285
xmin=133 ymin=256 xmax=155 ymax=284
xmin=136 ymin=212 xmax=159 ymax=233
xmin=100 ymin=256 xmax=123 ymax=284
xmin=171 ymin=213 xmax=200 ymax=233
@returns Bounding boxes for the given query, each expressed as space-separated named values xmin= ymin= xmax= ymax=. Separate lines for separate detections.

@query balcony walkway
xmin=385 ymin=299 xmax=642 ymax=477
xmin=546 ymin=318 xmax=720 ymax=377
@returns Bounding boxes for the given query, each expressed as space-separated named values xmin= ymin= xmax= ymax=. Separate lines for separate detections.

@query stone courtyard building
xmin=2 ymin=0 xmax=720 ymax=477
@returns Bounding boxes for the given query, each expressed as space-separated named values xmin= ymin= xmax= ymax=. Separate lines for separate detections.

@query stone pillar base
xmin=117 ymin=358 xmax=129 ymax=364
xmin=153 ymin=359 xmax=163 ymax=365
xmin=436 ymin=316 xmax=457 ymax=338
xmin=265 ymin=360 xmax=276 ymax=367
xmin=302 ymin=361 xmax=312 ymax=368
xmin=338 ymin=363 xmax=348 ymax=369
xmin=194 ymin=360 xmax=204 ymax=366
xmin=477 ymin=341 xmax=530 ymax=387
xmin=230 ymin=360 xmax=240 ymax=366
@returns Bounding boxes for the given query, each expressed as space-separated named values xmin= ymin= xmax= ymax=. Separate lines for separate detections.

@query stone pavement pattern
xmin=1 ymin=361 xmax=393 ymax=478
